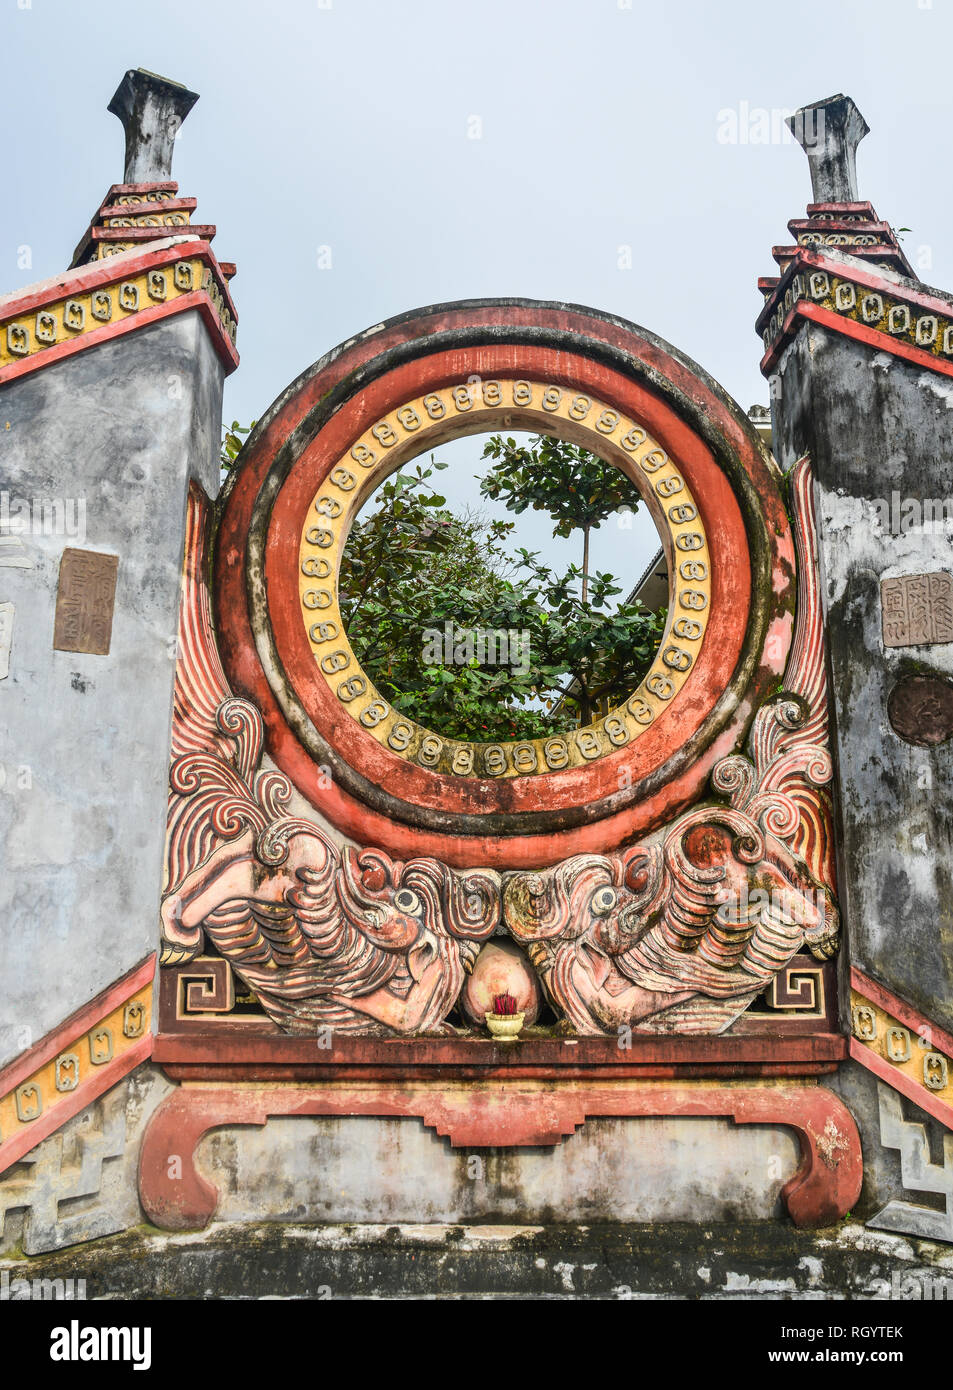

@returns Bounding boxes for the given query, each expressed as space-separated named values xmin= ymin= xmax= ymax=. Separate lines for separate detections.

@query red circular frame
xmin=215 ymin=302 xmax=794 ymax=868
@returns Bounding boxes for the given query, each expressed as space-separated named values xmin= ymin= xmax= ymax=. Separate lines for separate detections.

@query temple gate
xmin=0 ymin=75 xmax=950 ymax=1297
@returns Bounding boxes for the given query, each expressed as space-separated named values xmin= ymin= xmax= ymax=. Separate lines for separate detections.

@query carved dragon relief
xmin=161 ymin=460 xmax=838 ymax=1037
xmin=505 ymin=457 xmax=839 ymax=1034
xmin=161 ymin=489 xmax=500 ymax=1035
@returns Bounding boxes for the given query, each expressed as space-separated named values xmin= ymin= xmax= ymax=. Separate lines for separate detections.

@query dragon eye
xmin=591 ymin=886 xmax=618 ymax=917
xmin=394 ymin=888 xmax=422 ymax=915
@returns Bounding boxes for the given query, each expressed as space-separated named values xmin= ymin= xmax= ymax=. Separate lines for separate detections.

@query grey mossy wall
xmin=0 ymin=312 xmax=222 ymax=1067
xmin=770 ymin=319 xmax=953 ymax=1032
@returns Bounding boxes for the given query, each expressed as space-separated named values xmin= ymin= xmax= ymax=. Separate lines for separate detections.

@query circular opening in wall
xmin=220 ymin=304 xmax=784 ymax=856
xmin=337 ymin=427 xmax=668 ymax=744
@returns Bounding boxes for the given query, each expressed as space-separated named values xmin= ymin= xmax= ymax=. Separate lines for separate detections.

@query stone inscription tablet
xmin=53 ymin=549 xmax=118 ymax=655
xmin=881 ymin=572 xmax=953 ymax=648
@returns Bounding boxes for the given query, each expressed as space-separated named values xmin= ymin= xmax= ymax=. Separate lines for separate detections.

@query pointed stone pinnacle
xmin=785 ymin=94 xmax=869 ymax=204
xmin=108 ymin=68 xmax=199 ymax=184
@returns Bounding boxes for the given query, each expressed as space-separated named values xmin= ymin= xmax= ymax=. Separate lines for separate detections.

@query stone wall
xmin=771 ymin=320 xmax=953 ymax=1033
xmin=0 ymin=312 xmax=222 ymax=1067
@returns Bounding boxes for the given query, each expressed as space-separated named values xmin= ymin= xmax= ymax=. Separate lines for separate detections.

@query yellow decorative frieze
xmin=796 ymin=232 xmax=883 ymax=248
xmin=0 ymin=255 xmax=236 ymax=372
xmin=0 ymin=980 xmax=152 ymax=1146
xmin=761 ymin=265 xmax=953 ymax=364
xmin=108 ymin=189 xmax=177 ymax=206
xmin=850 ymin=987 xmax=953 ymax=1110
xmin=94 ymin=243 xmax=135 ymax=260
xmin=103 ymin=211 xmax=191 ymax=228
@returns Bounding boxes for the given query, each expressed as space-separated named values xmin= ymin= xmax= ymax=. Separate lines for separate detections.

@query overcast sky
xmin=3 ymin=0 xmax=948 ymax=587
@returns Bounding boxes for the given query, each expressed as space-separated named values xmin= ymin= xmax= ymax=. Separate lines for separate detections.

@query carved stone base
xmin=138 ymin=1080 xmax=861 ymax=1232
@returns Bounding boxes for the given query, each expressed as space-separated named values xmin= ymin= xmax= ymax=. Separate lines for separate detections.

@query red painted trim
xmin=0 ymin=955 xmax=155 ymax=1095
xmin=153 ymin=1031 xmax=848 ymax=1063
xmin=772 ymin=246 xmax=907 ymax=273
xmin=71 ymin=203 xmax=203 ymax=264
xmin=98 ymin=181 xmax=178 ymax=210
xmin=794 ymin=243 xmax=953 ymax=309
xmin=162 ymin=1061 xmax=841 ymax=1083
xmin=100 ymin=198 xmax=198 ymax=218
xmin=806 ymin=201 xmax=876 ymax=217
xmin=800 ymin=301 xmax=953 ymax=376
xmin=760 ymin=301 xmax=953 ymax=380
xmin=1 ymin=241 xmax=197 ymax=318
xmin=851 ymin=966 xmax=953 ymax=1057
xmin=787 ymin=220 xmax=893 ymax=235
xmin=0 ymin=239 xmax=237 ymax=325
xmin=138 ymin=1081 xmax=861 ymax=1229
xmin=0 ymin=1037 xmax=152 ymax=1175
xmin=90 ymin=225 xmax=218 ymax=245
xmin=153 ymin=1029 xmax=847 ymax=1074
xmin=0 ymin=291 xmax=239 ymax=386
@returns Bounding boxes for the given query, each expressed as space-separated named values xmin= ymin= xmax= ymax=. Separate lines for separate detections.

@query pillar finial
xmin=785 ymin=94 xmax=869 ymax=204
xmin=108 ymin=68 xmax=199 ymax=184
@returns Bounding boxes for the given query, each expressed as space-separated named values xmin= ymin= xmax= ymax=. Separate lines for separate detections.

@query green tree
xmin=220 ymin=419 xmax=256 ymax=471
xmin=478 ymin=434 xmax=662 ymax=723
xmin=479 ymin=434 xmax=639 ymax=605
xmin=340 ymin=439 xmax=666 ymax=740
xmin=341 ymin=461 xmax=565 ymax=741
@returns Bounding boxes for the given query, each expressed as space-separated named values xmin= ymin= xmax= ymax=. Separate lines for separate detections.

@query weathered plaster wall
xmin=771 ymin=322 xmax=953 ymax=1030
xmin=0 ymin=1064 xmax=172 ymax=1255
xmin=199 ymin=1114 xmax=798 ymax=1226
xmin=829 ymin=1059 xmax=953 ymax=1240
xmin=0 ymin=1062 xmax=802 ymax=1252
xmin=0 ymin=313 xmax=223 ymax=1067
